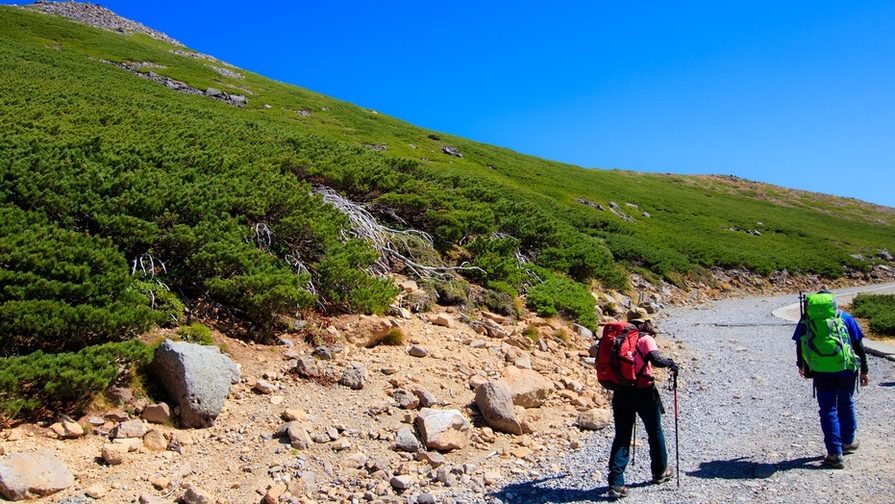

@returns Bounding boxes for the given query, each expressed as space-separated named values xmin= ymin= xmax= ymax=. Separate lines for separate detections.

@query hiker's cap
xmin=626 ymin=306 xmax=651 ymax=323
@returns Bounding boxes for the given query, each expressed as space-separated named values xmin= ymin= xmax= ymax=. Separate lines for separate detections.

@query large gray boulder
xmin=0 ymin=450 xmax=74 ymax=501
xmin=474 ymin=380 xmax=522 ymax=435
xmin=148 ymin=340 xmax=240 ymax=428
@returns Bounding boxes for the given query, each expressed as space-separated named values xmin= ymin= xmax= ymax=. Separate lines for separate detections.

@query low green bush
xmin=525 ymin=269 xmax=597 ymax=330
xmin=0 ymin=340 xmax=152 ymax=421
xmin=175 ymin=323 xmax=214 ymax=345
xmin=851 ymin=294 xmax=895 ymax=336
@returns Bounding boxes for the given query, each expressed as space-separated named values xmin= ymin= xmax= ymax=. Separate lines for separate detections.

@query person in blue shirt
xmin=792 ymin=291 xmax=870 ymax=469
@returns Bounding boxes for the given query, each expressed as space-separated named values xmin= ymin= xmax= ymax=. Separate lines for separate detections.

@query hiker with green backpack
xmin=792 ymin=290 xmax=870 ymax=469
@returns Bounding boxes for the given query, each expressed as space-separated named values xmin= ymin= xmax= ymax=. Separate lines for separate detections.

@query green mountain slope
xmin=2 ymin=4 xmax=894 ymax=356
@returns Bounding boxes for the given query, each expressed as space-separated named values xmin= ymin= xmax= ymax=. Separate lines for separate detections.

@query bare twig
xmin=314 ymin=186 xmax=485 ymax=280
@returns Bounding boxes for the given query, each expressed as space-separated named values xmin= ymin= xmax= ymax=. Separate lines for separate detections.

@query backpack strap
xmin=633 ymin=333 xmax=653 ymax=386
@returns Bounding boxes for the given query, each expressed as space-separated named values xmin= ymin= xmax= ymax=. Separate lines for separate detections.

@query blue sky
xmin=14 ymin=1 xmax=895 ymax=207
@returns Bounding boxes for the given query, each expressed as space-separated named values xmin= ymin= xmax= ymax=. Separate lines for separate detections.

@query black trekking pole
xmin=673 ymin=370 xmax=680 ymax=488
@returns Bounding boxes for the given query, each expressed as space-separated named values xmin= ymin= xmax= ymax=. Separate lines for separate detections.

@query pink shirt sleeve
xmin=634 ymin=335 xmax=659 ymax=384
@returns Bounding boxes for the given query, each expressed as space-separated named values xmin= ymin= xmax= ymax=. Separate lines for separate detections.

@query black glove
xmin=669 ymin=362 xmax=680 ymax=373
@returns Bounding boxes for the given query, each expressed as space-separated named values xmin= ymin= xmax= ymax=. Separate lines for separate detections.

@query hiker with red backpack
xmin=793 ymin=290 xmax=870 ymax=469
xmin=597 ymin=306 xmax=680 ymax=500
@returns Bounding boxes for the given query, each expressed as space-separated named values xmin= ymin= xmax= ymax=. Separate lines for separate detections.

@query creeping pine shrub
xmin=434 ymin=278 xmax=471 ymax=307
xmin=851 ymin=294 xmax=895 ymax=336
xmin=605 ymin=234 xmax=691 ymax=278
xmin=525 ymin=269 xmax=598 ymax=331
xmin=0 ymin=340 xmax=152 ymax=422
xmin=480 ymin=282 xmax=518 ymax=317
xmin=314 ymin=240 xmax=401 ymax=315
xmin=133 ymin=280 xmax=185 ymax=328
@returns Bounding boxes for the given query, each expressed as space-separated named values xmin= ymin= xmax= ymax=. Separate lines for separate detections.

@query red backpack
xmin=596 ymin=321 xmax=647 ymax=390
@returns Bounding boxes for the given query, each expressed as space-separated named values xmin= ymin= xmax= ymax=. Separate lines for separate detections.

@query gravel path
xmin=487 ymin=289 xmax=895 ymax=504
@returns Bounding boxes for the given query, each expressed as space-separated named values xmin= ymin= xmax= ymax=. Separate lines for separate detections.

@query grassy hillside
xmin=2 ymin=4 xmax=894 ymax=354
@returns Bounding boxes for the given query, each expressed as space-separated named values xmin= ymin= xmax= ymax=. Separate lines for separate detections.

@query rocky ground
xmin=2 ymin=274 xmax=894 ymax=504
xmin=0 ymin=286 xmax=648 ymax=504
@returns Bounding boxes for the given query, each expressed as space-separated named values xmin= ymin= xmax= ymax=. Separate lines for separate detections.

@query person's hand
xmin=798 ymin=367 xmax=806 ymax=378
xmin=669 ymin=362 xmax=680 ymax=374
xmin=860 ymin=373 xmax=870 ymax=386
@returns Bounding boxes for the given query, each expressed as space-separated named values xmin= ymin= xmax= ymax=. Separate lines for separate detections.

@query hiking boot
xmin=822 ymin=453 xmax=845 ymax=469
xmin=607 ymin=485 xmax=629 ymax=499
xmin=652 ymin=467 xmax=673 ymax=484
xmin=843 ymin=440 xmax=860 ymax=454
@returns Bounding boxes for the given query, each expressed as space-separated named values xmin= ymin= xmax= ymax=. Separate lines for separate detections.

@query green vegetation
xmin=0 ymin=340 xmax=151 ymax=421
xmin=851 ymin=294 xmax=895 ymax=337
xmin=380 ymin=328 xmax=406 ymax=346
xmin=175 ymin=323 xmax=214 ymax=345
xmin=526 ymin=269 xmax=598 ymax=330
xmin=0 ymin=7 xmax=894 ymax=420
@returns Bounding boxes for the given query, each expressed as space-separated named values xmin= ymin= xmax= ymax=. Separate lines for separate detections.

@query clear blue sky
xmin=14 ymin=1 xmax=895 ymax=208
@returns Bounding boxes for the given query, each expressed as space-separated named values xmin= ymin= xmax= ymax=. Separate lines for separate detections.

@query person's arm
xmin=853 ymin=338 xmax=870 ymax=385
xmin=646 ymin=350 xmax=679 ymax=372
xmin=793 ymin=319 xmax=807 ymax=377
xmin=843 ymin=312 xmax=870 ymax=385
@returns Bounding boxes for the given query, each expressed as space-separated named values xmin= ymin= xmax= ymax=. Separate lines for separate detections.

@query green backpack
xmin=800 ymin=293 xmax=858 ymax=373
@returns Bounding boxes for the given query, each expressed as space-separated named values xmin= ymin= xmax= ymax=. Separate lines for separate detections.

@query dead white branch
xmin=315 ymin=186 xmax=484 ymax=280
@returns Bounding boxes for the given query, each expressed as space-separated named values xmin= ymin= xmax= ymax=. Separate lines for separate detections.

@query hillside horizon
xmin=9 ymin=1 xmax=895 ymax=211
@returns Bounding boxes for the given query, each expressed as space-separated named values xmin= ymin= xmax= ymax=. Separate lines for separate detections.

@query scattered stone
xmin=345 ymin=315 xmax=399 ymax=347
xmin=110 ymin=419 xmax=147 ymax=439
xmin=103 ymin=410 xmax=130 ymax=422
xmin=182 ymin=483 xmax=215 ymax=504
xmin=415 ymin=451 xmax=446 ymax=468
xmin=282 ymin=408 xmax=310 ymax=422
xmin=339 ymin=367 xmax=365 ymax=390
xmin=280 ymin=421 xmax=313 ymax=450
xmin=412 ymin=386 xmax=438 ymax=408
xmin=85 ymin=484 xmax=107 ymax=498
xmin=393 ymin=389 xmax=420 ymax=410
xmin=143 ymin=429 xmax=167 ymax=451
xmin=112 ymin=437 xmax=142 ymax=452
xmin=294 ymin=356 xmax=322 ymax=378
xmin=253 ymin=379 xmax=277 ymax=394
xmin=394 ymin=427 xmax=422 ymax=453
xmin=408 ymin=345 xmax=428 ymax=358
xmin=390 ymin=474 xmax=415 ymax=490
xmin=141 ymin=403 xmax=171 ymax=424
xmin=500 ymin=366 xmax=553 ymax=408
xmin=49 ymin=416 xmax=84 ymax=439
xmin=415 ymin=409 xmax=471 ymax=452
xmin=341 ymin=452 xmax=367 ymax=469
xmin=426 ymin=314 xmax=454 ymax=328
xmin=576 ymin=408 xmax=612 ymax=431
xmin=0 ymin=450 xmax=75 ymax=500
xmin=510 ymin=447 xmax=533 ymax=459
